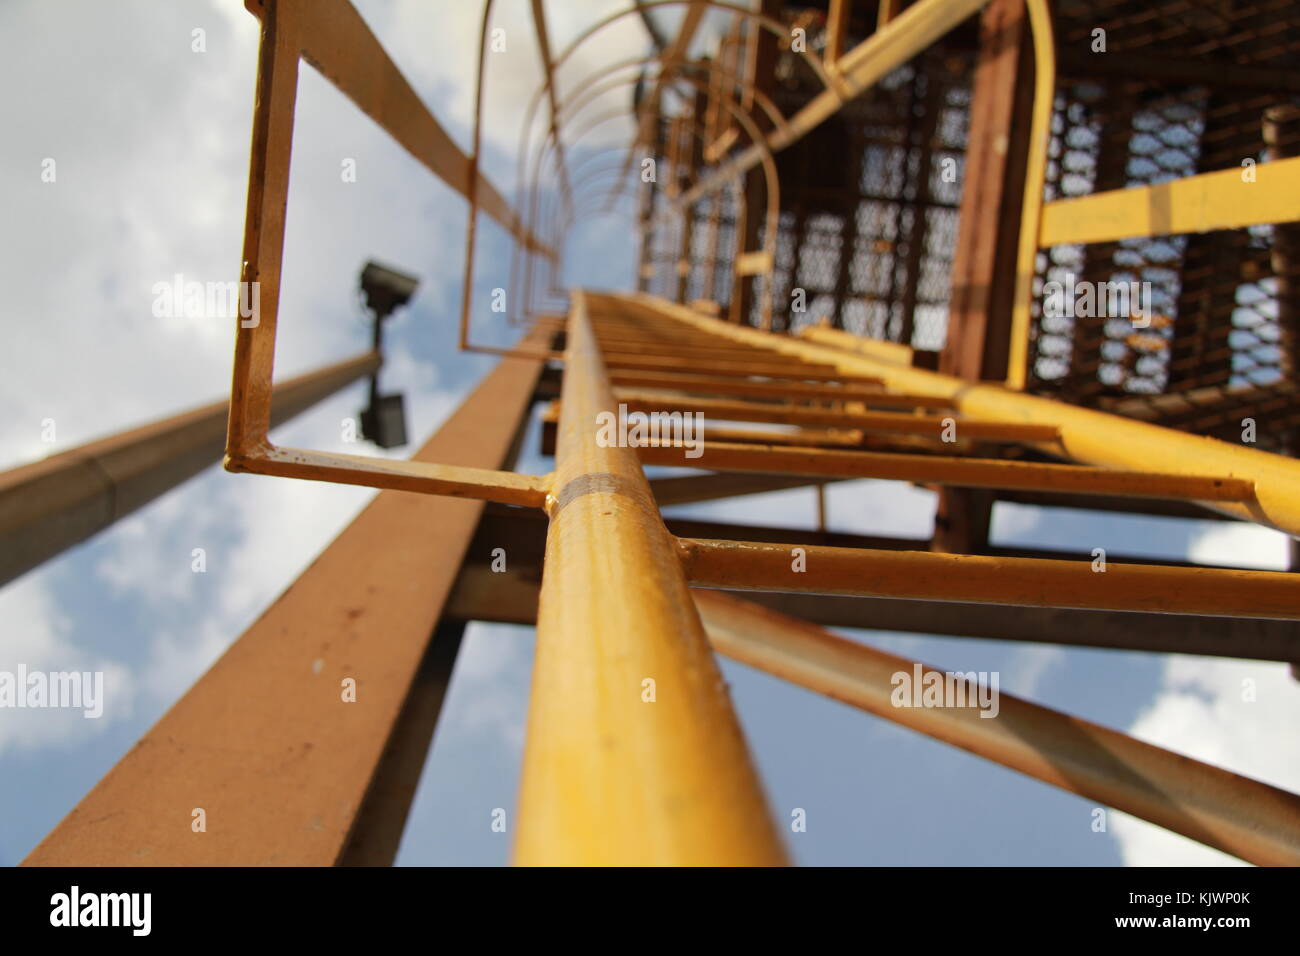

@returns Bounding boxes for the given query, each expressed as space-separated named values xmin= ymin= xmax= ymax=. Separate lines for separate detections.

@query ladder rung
xmin=638 ymin=440 xmax=1255 ymax=502
xmin=617 ymin=392 xmax=1061 ymax=443
xmin=677 ymin=537 xmax=1300 ymax=620
xmin=610 ymin=371 xmax=959 ymax=408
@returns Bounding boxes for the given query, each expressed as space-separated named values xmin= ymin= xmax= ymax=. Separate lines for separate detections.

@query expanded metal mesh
xmin=640 ymin=0 xmax=1300 ymax=447
xmin=643 ymin=11 xmax=974 ymax=356
xmin=1029 ymin=0 xmax=1300 ymax=450
xmin=755 ymin=45 xmax=972 ymax=350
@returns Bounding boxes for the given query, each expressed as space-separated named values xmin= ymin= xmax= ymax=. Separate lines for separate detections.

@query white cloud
xmin=1110 ymin=656 xmax=1300 ymax=866
xmin=0 ymin=573 xmax=135 ymax=755
xmin=1187 ymin=522 xmax=1290 ymax=571
xmin=0 ymin=0 xmax=260 ymax=469
xmin=1107 ymin=519 xmax=1298 ymax=865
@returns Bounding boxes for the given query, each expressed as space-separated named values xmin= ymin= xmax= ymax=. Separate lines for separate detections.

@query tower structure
xmin=18 ymin=0 xmax=1300 ymax=866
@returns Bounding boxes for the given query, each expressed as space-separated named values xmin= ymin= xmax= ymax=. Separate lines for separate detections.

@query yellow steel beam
xmin=1039 ymin=155 xmax=1300 ymax=247
xmin=694 ymin=591 xmax=1300 ymax=866
xmin=602 ymin=354 xmax=873 ymax=380
xmin=798 ymin=324 xmax=914 ymax=365
xmin=616 ymin=390 xmax=1061 ymax=442
xmin=514 ymin=292 xmax=786 ymax=866
xmin=825 ymin=0 xmax=851 ymax=66
xmin=609 ymin=370 xmax=949 ymax=406
xmin=735 ymin=250 xmax=774 ymax=275
xmin=638 ymin=440 xmax=1256 ymax=502
xmin=234 ymin=447 xmax=550 ymax=507
xmin=1004 ymin=0 xmax=1055 ymax=388
xmin=616 ymin=292 xmax=1300 ymax=537
xmin=678 ymin=537 xmax=1300 ymax=619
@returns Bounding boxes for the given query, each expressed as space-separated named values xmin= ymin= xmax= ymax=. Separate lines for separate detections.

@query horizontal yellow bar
xmin=639 ymin=440 xmax=1255 ymax=502
xmin=230 ymin=446 xmax=550 ymax=508
xmin=678 ymin=537 xmax=1300 ymax=620
xmin=1040 ymin=155 xmax=1300 ymax=246
xmin=602 ymin=356 xmax=881 ymax=384
xmin=798 ymin=325 xmax=914 ymax=365
xmin=736 ymin=251 xmax=774 ymax=276
xmin=609 ymin=371 xmax=953 ymax=408
xmin=616 ymin=391 xmax=1060 ymax=443
xmin=618 ymin=293 xmax=1300 ymax=536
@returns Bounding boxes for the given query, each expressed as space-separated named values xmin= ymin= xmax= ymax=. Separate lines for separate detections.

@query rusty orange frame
xmin=224 ymin=0 xmax=557 ymax=500
xmin=516 ymin=57 xmax=788 ymax=326
xmin=522 ymin=81 xmax=777 ymax=326
xmin=466 ymin=0 xmax=835 ymax=349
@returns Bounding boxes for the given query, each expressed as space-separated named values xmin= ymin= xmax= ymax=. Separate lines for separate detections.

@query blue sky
xmin=1 ymin=0 xmax=1295 ymax=867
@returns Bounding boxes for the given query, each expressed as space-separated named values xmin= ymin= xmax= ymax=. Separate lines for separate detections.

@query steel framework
xmin=21 ymin=0 xmax=1300 ymax=867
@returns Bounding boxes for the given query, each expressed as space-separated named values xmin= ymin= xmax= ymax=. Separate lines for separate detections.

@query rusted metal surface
xmin=30 ymin=0 xmax=1300 ymax=869
xmin=679 ymin=536 xmax=1300 ymax=619
xmin=230 ymin=445 xmax=550 ymax=506
xmin=695 ymin=591 xmax=1300 ymax=866
xmin=229 ymin=0 xmax=555 ymax=502
xmin=940 ymin=0 xmax=1032 ymax=384
xmin=23 ymin=327 xmax=550 ymax=866
xmin=0 ymin=351 xmax=378 ymax=588
xmin=445 ymin=507 xmax=1300 ymax=662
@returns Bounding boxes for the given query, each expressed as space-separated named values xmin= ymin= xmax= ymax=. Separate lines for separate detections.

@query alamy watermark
xmin=151 ymin=273 xmax=259 ymax=327
xmin=596 ymin=403 xmax=705 ymax=459
xmin=891 ymin=663 xmax=1000 ymax=718
xmin=0 ymin=666 xmax=103 ymax=718
xmin=50 ymin=886 xmax=150 ymax=936
xmin=1042 ymin=272 xmax=1153 ymax=328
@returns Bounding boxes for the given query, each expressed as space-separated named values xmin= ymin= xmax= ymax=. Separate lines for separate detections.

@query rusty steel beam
xmin=940 ymin=0 xmax=1033 ymax=385
xmin=444 ymin=507 xmax=1300 ymax=661
xmin=0 ymin=351 xmax=379 ymax=588
xmin=695 ymin=591 xmax=1300 ymax=866
xmin=637 ymin=440 xmax=1256 ymax=502
xmin=936 ymin=4 xmax=1024 ymax=565
xmin=677 ymin=537 xmax=1300 ymax=620
xmin=514 ymin=291 xmax=786 ymax=865
xmin=23 ymin=326 xmax=551 ymax=866
xmin=825 ymin=0 xmax=851 ymax=65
